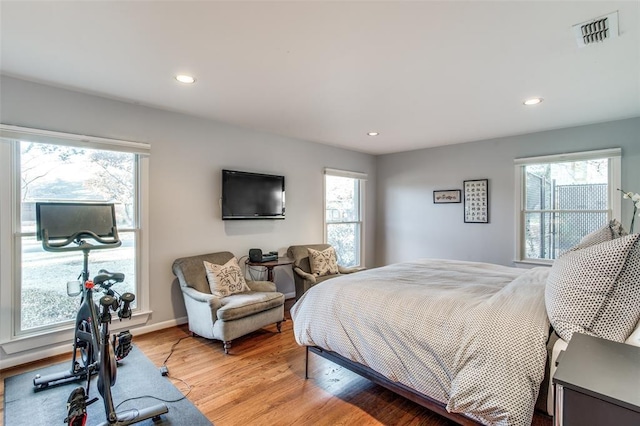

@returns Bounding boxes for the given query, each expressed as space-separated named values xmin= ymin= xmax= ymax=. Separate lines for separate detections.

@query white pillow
xmin=204 ymin=257 xmax=251 ymax=297
xmin=308 ymin=247 xmax=339 ymax=277
xmin=546 ymin=233 xmax=640 ymax=342
xmin=569 ymin=219 xmax=627 ymax=252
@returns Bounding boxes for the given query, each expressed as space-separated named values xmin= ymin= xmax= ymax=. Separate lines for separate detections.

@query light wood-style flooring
xmin=1 ymin=301 xmax=552 ymax=426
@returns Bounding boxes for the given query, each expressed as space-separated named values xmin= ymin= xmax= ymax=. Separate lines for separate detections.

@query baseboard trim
xmin=130 ymin=316 xmax=188 ymax=337
xmin=0 ymin=316 xmax=188 ymax=371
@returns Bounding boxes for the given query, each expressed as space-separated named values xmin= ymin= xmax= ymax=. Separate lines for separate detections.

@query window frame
xmin=0 ymin=124 xmax=151 ymax=357
xmin=514 ymin=148 xmax=621 ymax=265
xmin=323 ymin=168 xmax=367 ymax=268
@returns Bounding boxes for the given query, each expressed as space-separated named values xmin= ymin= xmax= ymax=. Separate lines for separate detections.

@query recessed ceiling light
xmin=175 ymin=74 xmax=196 ymax=84
xmin=367 ymin=132 xmax=379 ymax=136
xmin=523 ymin=97 xmax=543 ymax=106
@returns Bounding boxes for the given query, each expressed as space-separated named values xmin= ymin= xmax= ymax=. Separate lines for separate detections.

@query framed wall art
xmin=464 ymin=179 xmax=489 ymax=223
xmin=433 ymin=189 xmax=461 ymax=204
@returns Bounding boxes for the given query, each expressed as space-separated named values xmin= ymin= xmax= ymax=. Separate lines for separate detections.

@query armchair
xmin=286 ymin=244 xmax=364 ymax=300
xmin=172 ymin=251 xmax=285 ymax=354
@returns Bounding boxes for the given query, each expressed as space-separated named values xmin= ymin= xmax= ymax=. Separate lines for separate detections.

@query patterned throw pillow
xmin=569 ymin=219 xmax=627 ymax=252
xmin=308 ymin=247 xmax=339 ymax=277
xmin=204 ymin=257 xmax=251 ymax=297
xmin=546 ymin=233 xmax=640 ymax=342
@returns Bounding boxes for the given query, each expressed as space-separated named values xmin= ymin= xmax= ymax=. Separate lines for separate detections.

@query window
xmin=515 ymin=148 xmax=621 ymax=263
xmin=0 ymin=125 xmax=150 ymax=352
xmin=324 ymin=168 xmax=366 ymax=267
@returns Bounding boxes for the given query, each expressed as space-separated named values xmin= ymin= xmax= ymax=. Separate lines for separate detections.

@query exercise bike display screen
xmin=36 ymin=202 xmax=117 ymax=241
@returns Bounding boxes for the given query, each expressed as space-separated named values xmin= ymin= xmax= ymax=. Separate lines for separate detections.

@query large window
xmin=324 ymin=168 xmax=366 ymax=267
xmin=19 ymin=143 xmax=137 ymax=332
xmin=515 ymin=149 xmax=621 ymax=263
xmin=0 ymin=125 xmax=150 ymax=352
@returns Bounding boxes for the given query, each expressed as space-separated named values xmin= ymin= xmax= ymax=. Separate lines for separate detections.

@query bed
xmin=291 ymin=247 xmax=640 ymax=425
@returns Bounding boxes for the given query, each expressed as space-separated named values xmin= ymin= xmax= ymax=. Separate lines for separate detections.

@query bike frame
xmin=34 ymin=246 xmax=102 ymax=388
xmin=96 ymin=289 xmax=119 ymax=423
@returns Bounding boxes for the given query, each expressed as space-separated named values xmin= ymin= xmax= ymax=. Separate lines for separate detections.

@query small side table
xmin=553 ymin=333 xmax=640 ymax=426
xmin=246 ymin=257 xmax=294 ymax=282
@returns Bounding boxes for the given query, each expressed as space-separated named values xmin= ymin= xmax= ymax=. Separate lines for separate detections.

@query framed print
xmin=464 ymin=179 xmax=489 ymax=223
xmin=433 ymin=189 xmax=461 ymax=204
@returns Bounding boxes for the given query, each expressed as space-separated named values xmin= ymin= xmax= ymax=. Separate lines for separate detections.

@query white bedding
xmin=291 ymin=259 xmax=551 ymax=426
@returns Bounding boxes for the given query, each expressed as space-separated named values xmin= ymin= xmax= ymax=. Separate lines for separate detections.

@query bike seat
xmin=93 ymin=270 xmax=125 ymax=286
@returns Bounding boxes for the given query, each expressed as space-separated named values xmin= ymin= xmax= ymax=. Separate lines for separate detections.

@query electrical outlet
xmin=160 ymin=366 xmax=169 ymax=376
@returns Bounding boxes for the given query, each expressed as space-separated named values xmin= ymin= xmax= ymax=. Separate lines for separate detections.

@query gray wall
xmin=375 ymin=118 xmax=640 ymax=266
xmin=0 ymin=75 xmax=376 ymax=323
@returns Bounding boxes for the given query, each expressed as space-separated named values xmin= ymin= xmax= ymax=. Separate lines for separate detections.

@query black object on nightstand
xmin=553 ymin=332 xmax=640 ymax=426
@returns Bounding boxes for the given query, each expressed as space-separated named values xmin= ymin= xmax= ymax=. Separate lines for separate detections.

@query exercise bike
xmin=32 ymin=202 xmax=168 ymax=425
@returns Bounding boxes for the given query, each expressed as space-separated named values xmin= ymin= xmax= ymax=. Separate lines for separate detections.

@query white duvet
xmin=291 ymin=259 xmax=550 ymax=426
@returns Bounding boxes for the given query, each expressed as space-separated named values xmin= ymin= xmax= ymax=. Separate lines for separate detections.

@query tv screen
xmin=222 ymin=170 xmax=285 ymax=220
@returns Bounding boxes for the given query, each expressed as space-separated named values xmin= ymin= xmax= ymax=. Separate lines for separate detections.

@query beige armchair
xmin=287 ymin=244 xmax=364 ymax=300
xmin=172 ymin=251 xmax=285 ymax=354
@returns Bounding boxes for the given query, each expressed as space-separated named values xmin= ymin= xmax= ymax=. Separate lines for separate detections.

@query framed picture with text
xmin=433 ymin=189 xmax=461 ymax=204
xmin=464 ymin=179 xmax=489 ymax=223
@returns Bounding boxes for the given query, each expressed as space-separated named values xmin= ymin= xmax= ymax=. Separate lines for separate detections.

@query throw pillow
xmin=308 ymin=247 xmax=339 ymax=277
xmin=546 ymin=233 xmax=640 ymax=342
xmin=569 ymin=219 xmax=627 ymax=252
xmin=204 ymin=257 xmax=251 ymax=297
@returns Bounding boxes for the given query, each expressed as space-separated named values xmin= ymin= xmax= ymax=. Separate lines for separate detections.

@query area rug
xmin=4 ymin=346 xmax=212 ymax=426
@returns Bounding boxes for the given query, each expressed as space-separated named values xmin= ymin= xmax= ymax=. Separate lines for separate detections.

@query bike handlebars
xmin=41 ymin=228 xmax=121 ymax=252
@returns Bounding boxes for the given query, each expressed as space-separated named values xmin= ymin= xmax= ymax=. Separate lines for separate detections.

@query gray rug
xmin=4 ymin=346 xmax=212 ymax=426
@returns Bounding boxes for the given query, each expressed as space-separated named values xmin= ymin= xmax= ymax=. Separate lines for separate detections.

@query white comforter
xmin=291 ymin=259 xmax=550 ymax=426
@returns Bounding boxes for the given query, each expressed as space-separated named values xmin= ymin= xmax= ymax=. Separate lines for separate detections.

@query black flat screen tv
xmin=222 ymin=169 xmax=285 ymax=220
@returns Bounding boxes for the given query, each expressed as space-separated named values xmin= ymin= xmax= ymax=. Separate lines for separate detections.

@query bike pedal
xmin=64 ymin=386 xmax=87 ymax=426
xmin=114 ymin=330 xmax=133 ymax=360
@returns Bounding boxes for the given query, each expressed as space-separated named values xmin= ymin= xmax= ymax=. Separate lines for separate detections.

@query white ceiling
xmin=1 ymin=1 xmax=639 ymax=155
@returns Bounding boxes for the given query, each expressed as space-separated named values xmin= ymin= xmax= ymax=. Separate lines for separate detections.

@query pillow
xmin=308 ymin=247 xmax=339 ymax=277
xmin=569 ymin=219 xmax=627 ymax=252
xmin=204 ymin=257 xmax=251 ymax=297
xmin=546 ymin=233 xmax=640 ymax=342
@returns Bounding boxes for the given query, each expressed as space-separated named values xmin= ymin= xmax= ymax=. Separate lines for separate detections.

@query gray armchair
xmin=287 ymin=244 xmax=364 ymax=300
xmin=172 ymin=251 xmax=285 ymax=354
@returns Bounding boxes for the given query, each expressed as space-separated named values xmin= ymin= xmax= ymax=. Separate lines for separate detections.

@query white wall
xmin=375 ymin=117 xmax=640 ymax=266
xmin=0 ymin=76 xmax=376 ymax=365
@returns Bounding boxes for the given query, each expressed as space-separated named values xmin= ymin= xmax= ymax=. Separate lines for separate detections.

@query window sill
xmin=513 ymin=260 xmax=554 ymax=268
xmin=0 ymin=310 xmax=152 ymax=355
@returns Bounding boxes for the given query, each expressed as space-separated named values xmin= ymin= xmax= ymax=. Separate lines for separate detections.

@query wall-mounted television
xmin=221 ymin=169 xmax=285 ymax=220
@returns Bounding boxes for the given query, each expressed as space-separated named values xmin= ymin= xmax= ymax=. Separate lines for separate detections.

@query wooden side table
xmin=246 ymin=257 xmax=293 ymax=282
xmin=553 ymin=333 xmax=640 ymax=426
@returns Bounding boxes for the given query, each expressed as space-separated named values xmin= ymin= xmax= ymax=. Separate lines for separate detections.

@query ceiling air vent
xmin=573 ymin=11 xmax=619 ymax=47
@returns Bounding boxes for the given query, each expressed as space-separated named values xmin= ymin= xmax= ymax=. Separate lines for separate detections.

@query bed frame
xmin=305 ymin=346 xmax=482 ymax=426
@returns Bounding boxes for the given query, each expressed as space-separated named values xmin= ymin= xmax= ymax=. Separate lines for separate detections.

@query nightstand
xmin=245 ymin=257 xmax=293 ymax=282
xmin=553 ymin=332 xmax=640 ymax=426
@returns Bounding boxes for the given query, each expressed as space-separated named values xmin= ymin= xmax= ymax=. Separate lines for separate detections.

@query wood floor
xmin=1 ymin=301 xmax=552 ymax=426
